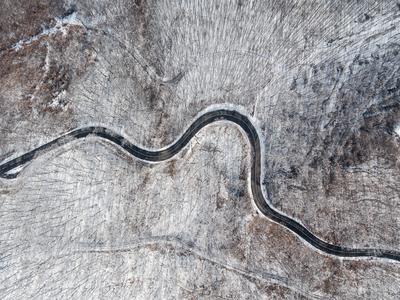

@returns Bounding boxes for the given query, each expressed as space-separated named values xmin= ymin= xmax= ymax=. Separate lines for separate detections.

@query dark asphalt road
xmin=1 ymin=109 xmax=399 ymax=262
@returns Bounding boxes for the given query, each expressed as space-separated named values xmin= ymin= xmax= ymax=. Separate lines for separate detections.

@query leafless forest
xmin=1 ymin=1 xmax=400 ymax=299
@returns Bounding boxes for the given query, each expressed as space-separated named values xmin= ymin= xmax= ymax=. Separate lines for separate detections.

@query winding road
xmin=1 ymin=109 xmax=399 ymax=262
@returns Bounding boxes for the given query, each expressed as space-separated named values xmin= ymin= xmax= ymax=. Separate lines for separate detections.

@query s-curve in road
xmin=1 ymin=108 xmax=399 ymax=262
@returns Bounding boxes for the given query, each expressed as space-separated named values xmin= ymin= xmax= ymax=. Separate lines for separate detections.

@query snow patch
xmin=11 ymin=12 xmax=82 ymax=51
xmin=394 ymin=123 xmax=400 ymax=137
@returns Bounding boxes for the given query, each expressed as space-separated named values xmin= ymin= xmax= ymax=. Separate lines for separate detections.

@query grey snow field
xmin=1 ymin=0 xmax=400 ymax=299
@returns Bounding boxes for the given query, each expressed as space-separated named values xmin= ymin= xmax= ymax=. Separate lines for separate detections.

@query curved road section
xmin=0 ymin=109 xmax=399 ymax=262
